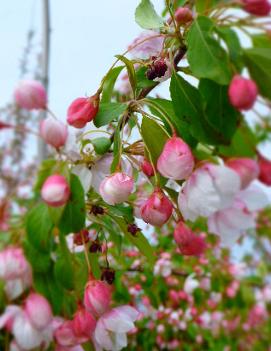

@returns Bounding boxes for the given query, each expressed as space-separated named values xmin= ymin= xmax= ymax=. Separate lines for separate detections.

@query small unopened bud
xmin=175 ymin=7 xmax=193 ymax=24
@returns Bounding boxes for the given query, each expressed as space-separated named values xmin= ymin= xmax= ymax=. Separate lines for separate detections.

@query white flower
xmin=208 ymin=184 xmax=269 ymax=247
xmin=94 ymin=305 xmax=139 ymax=351
xmin=178 ymin=163 xmax=240 ymax=221
xmin=183 ymin=274 xmax=199 ymax=295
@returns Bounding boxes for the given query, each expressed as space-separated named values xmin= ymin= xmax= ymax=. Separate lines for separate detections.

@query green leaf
xmin=141 ymin=116 xmax=168 ymax=164
xmin=135 ymin=0 xmax=164 ymax=30
xmin=170 ymin=72 xmax=230 ymax=145
xmin=111 ymin=123 xmax=121 ymax=173
xmin=26 ymin=203 xmax=54 ymax=253
xmin=94 ymin=102 xmax=127 ymax=127
xmin=114 ymin=217 xmax=156 ymax=266
xmin=219 ymin=122 xmax=257 ymax=158
xmin=146 ymin=97 xmax=197 ymax=147
xmin=187 ymin=16 xmax=231 ymax=85
xmin=23 ymin=240 xmax=52 ymax=273
xmin=54 ymin=256 xmax=74 ymax=290
xmin=199 ymin=79 xmax=239 ymax=143
xmin=59 ymin=174 xmax=86 ymax=235
xmin=34 ymin=159 xmax=57 ymax=192
xmin=252 ymin=34 xmax=271 ymax=49
xmin=195 ymin=0 xmax=219 ymax=13
xmin=54 ymin=232 xmax=75 ymax=290
xmin=244 ymin=48 xmax=271 ymax=99
xmin=115 ymin=55 xmax=137 ymax=96
xmin=215 ymin=27 xmax=243 ymax=70
xmin=89 ymin=253 xmax=101 ymax=279
xmin=91 ymin=137 xmax=111 ymax=155
xmin=101 ymin=66 xmax=124 ymax=103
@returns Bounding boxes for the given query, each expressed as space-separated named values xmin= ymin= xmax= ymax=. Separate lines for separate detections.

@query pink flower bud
xmin=25 ymin=293 xmax=52 ymax=330
xmin=242 ymin=0 xmax=271 ymax=16
xmin=99 ymin=172 xmax=134 ymax=205
xmin=41 ymin=174 xmax=70 ymax=207
xmin=0 ymin=247 xmax=29 ymax=280
xmin=141 ymin=159 xmax=154 ymax=177
xmin=175 ymin=7 xmax=193 ymax=24
xmin=55 ymin=320 xmax=78 ymax=347
xmin=174 ymin=222 xmax=206 ymax=256
xmin=228 ymin=75 xmax=258 ymax=110
xmin=84 ymin=279 xmax=112 ymax=317
xmin=140 ymin=189 xmax=173 ymax=227
xmin=40 ymin=117 xmax=68 ymax=149
xmin=157 ymin=137 xmax=194 ymax=180
xmin=258 ymin=153 xmax=271 ymax=186
xmin=67 ymin=95 xmax=99 ymax=129
xmin=226 ymin=158 xmax=259 ymax=189
xmin=14 ymin=80 xmax=47 ymax=110
xmin=72 ymin=308 xmax=96 ymax=342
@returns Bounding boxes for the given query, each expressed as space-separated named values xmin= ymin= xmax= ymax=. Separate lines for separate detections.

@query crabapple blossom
xmin=72 ymin=308 xmax=96 ymax=343
xmin=99 ymin=172 xmax=134 ymax=205
xmin=178 ymin=163 xmax=240 ymax=221
xmin=67 ymin=95 xmax=99 ymax=128
xmin=174 ymin=222 xmax=206 ymax=256
xmin=41 ymin=174 xmax=70 ymax=207
xmin=157 ymin=136 xmax=194 ymax=180
xmin=25 ymin=293 xmax=52 ymax=330
xmin=72 ymin=164 xmax=92 ymax=193
xmin=226 ymin=158 xmax=259 ymax=189
xmin=128 ymin=30 xmax=164 ymax=59
xmin=40 ymin=117 xmax=68 ymax=149
xmin=0 ymin=247 xmax=29 ymax=281
xmin=228 ymin=75 xmax=258 ymax=110
xmin=84 ymin=279 xmax=112 ymax=317
xmin=93 ymin=305 xmax=139 ymax=351
xmin=184 ymin=275 xmax=200 ymax=295
xmin=14 ymin=80 xmax=47 ymax=110
xmin=140 ymin=189 xmax=173 ymax=226
xmin=55 ymin=320 xmax=78 ymax=347
xmin=141 ymin=159 xmax=154 ymax=177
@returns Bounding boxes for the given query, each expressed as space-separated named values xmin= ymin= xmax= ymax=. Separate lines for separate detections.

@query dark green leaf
xmin=59 ymin=174 xmax=86 ymax=235
xmin=89 ymin=253 xmax=101 ymax=279
xmin=216 ymin=27 xmax=243 ymax=70
xmin=91 ymin=137 xmax=111 ymax=155
xmin=94 ymin=102 xmax=127 ymax=127
xmin=111 ymin=123 xmax=121 ymax=173
xmin=101 ymin=66 xmax=124 ymax=103
xmin=244 ymin=48 xmax=271 ymax=99
xmin=170 ymin=72 xmax=229 ymax=145
xmin=141 ymin=116 xmax=168 ymax=164
xmin=26 ymin=203 xmax=54 ymax=253
xmin=54 ymin=256 xmax=74 ymax=290
xmin=23 ymin=240 xmax=52 ymax=273
xmin=195 ymin=0 xmax=219 ymax=13
xmin=187 ymin=16 xmax=231 ymax=84
xmin=146 ymin=97 xmax=197 ymax=147
xmin=219 ymin=122 xmax=257 ymax=157
xmin=115 ymin=55 xmax=137 ymax=96
xmin=199 ymin=79 xmax=239 ymax=143
xmin=135 ymin=0 xmax=164 ymax=29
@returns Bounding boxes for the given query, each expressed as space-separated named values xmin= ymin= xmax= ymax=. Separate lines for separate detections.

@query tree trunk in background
xmin=38 ymin=0 xmax=51 ymax=162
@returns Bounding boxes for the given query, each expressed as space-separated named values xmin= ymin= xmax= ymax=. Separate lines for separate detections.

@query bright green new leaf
xmin=115 ymin=55 xmax=137 ymax=96
xmin=135 ymin=0 xmax=164 ymax=29
xmin=101 ymin=66 xmax=124 ymax=103
xmin=94 ymin=102 xmax=127 ymax=127
xmin=141 ymin=116 xmax=168 ymax=164
xmin=187 ymin=16 xmax=231 ymax=85
xmin=91 ymin=137 xmax=111 ymax=155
